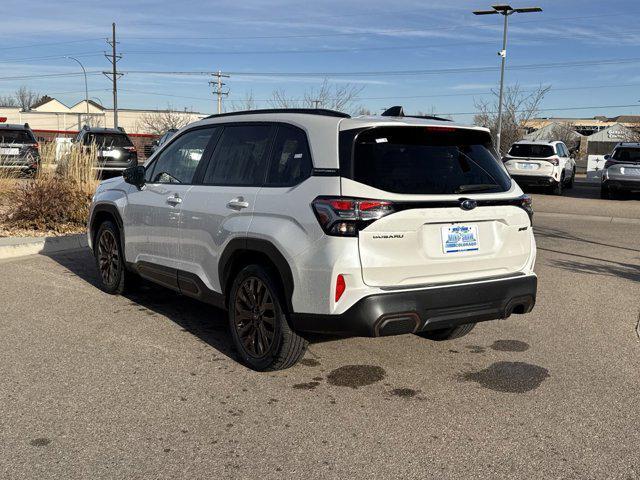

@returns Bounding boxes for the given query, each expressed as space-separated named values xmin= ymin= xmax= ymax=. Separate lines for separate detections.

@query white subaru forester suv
xmin=89 ymin=108 xmax=537 ymax=371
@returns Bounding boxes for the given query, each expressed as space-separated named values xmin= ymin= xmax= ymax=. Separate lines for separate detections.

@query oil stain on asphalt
xmin=461 ymin=362 xmax=549 ymax=393
xmin=390 ymin=388 xmax=419 ymax=398
xmin=326 ymin=365 xmax=386 ymax=389
xmin=300 ymin=358 xmax=321 ymax=367
xmin=292 ymin=381 xmax=321 ymax=390
xmin=490 ymin=340 xmax=530 ymax=352
xmin=29 ymin=438 xmax=51 ymax=447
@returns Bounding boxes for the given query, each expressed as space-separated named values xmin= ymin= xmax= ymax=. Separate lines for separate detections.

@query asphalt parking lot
xmin=1 ymin=181 xmax=639 ymax=480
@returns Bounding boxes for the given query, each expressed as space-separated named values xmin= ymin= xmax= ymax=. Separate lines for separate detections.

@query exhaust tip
xmin=375 ymin=312 xmax=420 ymax=337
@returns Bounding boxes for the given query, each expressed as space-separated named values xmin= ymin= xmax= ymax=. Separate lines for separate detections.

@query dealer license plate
xmin=441 ymin=225 xmax=479 ymax=254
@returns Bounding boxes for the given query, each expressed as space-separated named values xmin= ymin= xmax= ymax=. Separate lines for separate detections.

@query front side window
xmin=347 ymin=126 xmax=511 ymax=195
xmin=508 ymin=143 xmax=554 ymax=158
xmin=203 ymin=125 xmax=272 ymax=186
xmin=147 ymin=127 xmax=217 ymax=184
xmin=266 ymin=125 xmax=312 ymax=187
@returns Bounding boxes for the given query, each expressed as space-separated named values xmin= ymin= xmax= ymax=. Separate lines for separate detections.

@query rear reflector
xmin=335 ymin=274 xmax=346 ymax=302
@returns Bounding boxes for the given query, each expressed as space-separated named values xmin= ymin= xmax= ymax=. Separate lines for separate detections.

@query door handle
xmin=227 ymin=196 xmax=249 ymax=210
xmin=166 ymin=194 xmax=182 ymax=206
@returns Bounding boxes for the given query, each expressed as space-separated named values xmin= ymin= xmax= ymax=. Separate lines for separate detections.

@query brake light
xmin=518 ymin=194 xmax=533 ymax=221
xmin=549 ymin=157 xmax=560 ymax=166
xmin=311 ymin=197 xmax=395 ymax=237
xmin=425 ymin=126 xmax=457 ymax=133
xmin=335 ymin=274 xmax=346 ymax=302
xmin=124 ymin=146 xmax=137 ymax=152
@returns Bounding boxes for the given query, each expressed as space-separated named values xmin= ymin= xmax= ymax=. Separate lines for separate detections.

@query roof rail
xmin=205 ymin=108 xmax=351 ymax=119
xmin=381 ymin=105 xmax=452 ymax=122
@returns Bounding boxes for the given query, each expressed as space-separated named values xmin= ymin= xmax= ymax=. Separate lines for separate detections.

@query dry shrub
xmin=8 ymin=177 xmax=93 ymax=232
xmin=5 ymin=141 xmax=99 ymax=233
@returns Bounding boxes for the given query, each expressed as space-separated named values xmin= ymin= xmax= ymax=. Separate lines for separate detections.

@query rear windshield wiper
xmin=454 ymin=184 xmax=499 ymax=193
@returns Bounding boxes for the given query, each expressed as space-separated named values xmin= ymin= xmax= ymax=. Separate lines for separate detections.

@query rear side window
xmin=203 ymin=125 xmax=272 ymax=186
xmin=347 ymin=126 xmax=511 ymax=195
xmin=508 ymin=143 xmax=554 ymax=158
xmin=86 ymin=133 xmax=133 ymax=148
xmin=265 ymin=125 xmax=312 ymax=187
xmin=0 ymin=129 xmax=35 ymax=144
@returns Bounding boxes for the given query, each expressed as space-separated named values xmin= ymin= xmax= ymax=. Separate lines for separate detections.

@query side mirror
xmin=604 ymin=154 xmax=611 ymax=160
xmin=123 ymin=165 xmax=146 ymax=188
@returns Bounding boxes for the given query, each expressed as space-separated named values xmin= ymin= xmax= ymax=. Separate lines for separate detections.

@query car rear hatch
xmin=89 ymin=133 xmax=137 ymax=168
xmin=0 ymin=129 xmax=38 ymax=166
xmin=338 ymin=125 xmax=533 ymax=288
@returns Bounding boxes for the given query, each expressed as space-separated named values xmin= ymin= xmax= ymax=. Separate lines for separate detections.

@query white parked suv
xmin=88 ymin=108 xmax=538 ymax=371
xmin=503 ymin=140 xmax=576 ymax=195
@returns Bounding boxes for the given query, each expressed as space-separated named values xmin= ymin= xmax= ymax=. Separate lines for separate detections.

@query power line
xmin=0 ymin=71 xmax=102 ymax=81
xmin=0 ymin=38 xmax=105 ymax=52
xmin=118 ymin=56 xmax=640 ymax=78
xmin=0 ymin=52 xmax=105 ymax=64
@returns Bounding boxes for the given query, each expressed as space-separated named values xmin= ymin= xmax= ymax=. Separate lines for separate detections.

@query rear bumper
xmin=511 ymin=174 xmax=557 ymax=187
xmin=290 ymin=274 xmax=537 ymax=337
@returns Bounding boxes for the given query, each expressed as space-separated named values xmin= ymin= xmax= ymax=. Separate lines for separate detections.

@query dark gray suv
xmin=0 ymin=123 xmax=40 ymax=175
xmin=601 ymin=143 xmax=640 ymax=199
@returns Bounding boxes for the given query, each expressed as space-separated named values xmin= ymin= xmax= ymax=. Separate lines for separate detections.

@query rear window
xmin=508 ymin=143 xmax=554 ymax=158
xmin=345 ymin=126 xmax=511 ymax=195
xmin=612 ymin=147 xmax=640 ymax=162
xmin=0 ymin=129 xmax=35 ymax=144
xmin=86 ymin=133 xmax=133 ymax=148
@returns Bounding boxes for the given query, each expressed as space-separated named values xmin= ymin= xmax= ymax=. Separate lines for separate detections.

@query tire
xmin=228 ymin=265 xmax=308 ymax=371
xmin=551 ymin=176 xmax=563 ymax=196
xmin=415 ymin=322 xmax=476 ymax=341
xmin=600 ymin=184 xmax=610 ymax=200
xmin=94 ymin=221 xmax=137 ymax=295
xmin=566 ymin=168 xmax=575 ymax=189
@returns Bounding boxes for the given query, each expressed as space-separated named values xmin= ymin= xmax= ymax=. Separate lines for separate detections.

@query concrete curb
xmin=536 ymin=211 xmax=640 ymax=226
xmin=0 ymin=234 xmax=88 ymax=260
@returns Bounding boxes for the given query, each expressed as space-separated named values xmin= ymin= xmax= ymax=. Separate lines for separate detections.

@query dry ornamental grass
xmin=1 ymin=141 xmax=100 ymax=236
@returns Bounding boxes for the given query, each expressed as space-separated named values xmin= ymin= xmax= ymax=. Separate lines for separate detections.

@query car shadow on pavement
xmin=534 ymin=225 xmax=640 ymax=253
xmin=538 ymin=247 xmax=640 ymax=282
xmin=48 ymin=249 xmax=239 ymax=362
xmin=48 ymin=249 xmax=345 ymax=364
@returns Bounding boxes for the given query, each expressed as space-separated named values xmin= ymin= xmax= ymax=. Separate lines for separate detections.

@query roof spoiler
xmin=381 ymin=105 xmax=452 ymax=122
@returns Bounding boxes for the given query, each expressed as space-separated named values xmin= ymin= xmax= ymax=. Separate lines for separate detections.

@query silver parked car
xmin=601 ymin=143 xmax=640 ymax=199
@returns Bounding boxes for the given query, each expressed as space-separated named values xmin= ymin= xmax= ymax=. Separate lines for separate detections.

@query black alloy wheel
xmin=233 ymin=277 xmax=276 ymax=358
xmin=97 ymin=228 xmax=120 ymax=288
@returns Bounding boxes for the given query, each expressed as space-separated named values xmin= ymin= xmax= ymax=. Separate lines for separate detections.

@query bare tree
xmin=268 ymin=78 xmax=364 ymax=113
xmin=137 ymin=106 xmax=198 ymax=135
xmin=548 ymin=122 xmax=581 ymax=150
xmin=15 ymin=86 xmax=43 ymax=110
xmin=353 ymin=105 xmax=372 ymax=116
xmin=228 ymin=91 xmax=258 ymax=112
xmin=474 ymin=84 xmax=550 ymax=153
xmin=0 ymin=95 xmax=18 ymax=107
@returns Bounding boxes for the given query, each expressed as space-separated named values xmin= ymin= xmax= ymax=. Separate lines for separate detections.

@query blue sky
xmin=2 ymin=0 xmax=640 ymax=121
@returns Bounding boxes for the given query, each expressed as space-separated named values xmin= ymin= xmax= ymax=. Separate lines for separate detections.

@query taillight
xmin=518 ymin=194 xmax=533 ymax=221
xmin=124 ymin=146 xmax=137 ymax=152
xmin=549 ymin=157 xmax=560 ymax=166
xmin=335 ymin=274 xmax=346 ymax=302
xmin=604 ymin=160 xmax=616 ymax=169
xmin=311 ymin=197 xmax=395 ymax=237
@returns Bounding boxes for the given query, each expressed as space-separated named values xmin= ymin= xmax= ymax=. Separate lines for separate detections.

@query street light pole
xmin=473 ymin=5 xmax=542 ymax=155
xmin=65 ymin=56 xmax=89 ymax=125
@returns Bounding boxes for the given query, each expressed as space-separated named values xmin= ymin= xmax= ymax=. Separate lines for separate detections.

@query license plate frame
xmin=518 ymin=162 xmax=538 ymax=170
xmin=0 ymin=147 xmax=19 ymax=156
xmin=441 ymin=224 xmax=479 ymax=254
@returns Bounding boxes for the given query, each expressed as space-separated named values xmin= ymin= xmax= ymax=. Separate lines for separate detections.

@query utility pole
xmin=103 ymin=22 xmax=123 ymax=128
xmin=473 ymin=5 xmax=542 ymax=154
xmin=209 ymin=70 xmax=230 ymax=114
